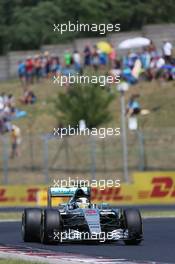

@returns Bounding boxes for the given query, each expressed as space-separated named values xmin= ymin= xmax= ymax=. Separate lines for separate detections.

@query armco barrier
xmin=0 ymin=172 xmax=175 ymax=207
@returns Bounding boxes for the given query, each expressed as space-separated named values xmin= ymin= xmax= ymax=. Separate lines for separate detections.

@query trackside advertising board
xmin=0 ymin=172 xmax=175 ymax=207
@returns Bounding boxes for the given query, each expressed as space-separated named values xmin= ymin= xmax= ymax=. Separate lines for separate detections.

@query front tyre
xmin=40 ymin=209 xmax=62 ymax=244
xmin=22 ymin=208 xmax=42 ymax=242
xmin=123 ymin=209 xmax=143 ymax=245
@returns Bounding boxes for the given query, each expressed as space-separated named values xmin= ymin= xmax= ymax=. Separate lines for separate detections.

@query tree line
xmin=0 ymin=0 xmax=174 ymax=54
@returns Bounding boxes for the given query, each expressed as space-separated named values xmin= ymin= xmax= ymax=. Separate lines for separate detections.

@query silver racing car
xmin=22 ymin=186 xmax=143 ymax=245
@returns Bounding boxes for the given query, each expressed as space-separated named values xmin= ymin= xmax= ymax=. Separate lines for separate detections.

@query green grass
xmin=0 ymin=212 xmax=22 ymax=220
xmin=0 ymin=78 xmax=175 ymax=184
xmin=141 ymin=210 xmax=175 ymax=218
xmin=1 ymin=210 xmax=175 ymax=221
xmin=0 ymin=78 xmax=175 ymax=134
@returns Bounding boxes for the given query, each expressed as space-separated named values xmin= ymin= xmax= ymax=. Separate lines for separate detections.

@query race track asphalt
xmin=0 ymin=218 xmax=174 ymax=263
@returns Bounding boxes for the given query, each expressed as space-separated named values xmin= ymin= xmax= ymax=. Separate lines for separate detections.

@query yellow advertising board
xmin=0 ymin=172 xmax=175 ymax=207
xmin=0 ymin=186 xmax=47 ymax=207
xmin=92 ymin=172 xmax=175 ymax=205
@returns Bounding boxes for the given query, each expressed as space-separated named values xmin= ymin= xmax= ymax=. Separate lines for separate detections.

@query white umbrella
xmin=118 ymin=37 xmax=150 ymax=49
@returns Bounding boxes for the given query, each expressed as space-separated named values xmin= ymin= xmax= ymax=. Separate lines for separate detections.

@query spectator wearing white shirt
xmin=156 ymin=57 xmax=165 ymax=69
xmin=162 ymin=41 xmax=173 ymax=63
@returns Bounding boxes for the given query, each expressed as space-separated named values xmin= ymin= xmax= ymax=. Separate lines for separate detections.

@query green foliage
xmin=53 ymin=83 xmax=115 ymax=128
xmin=0 ymin=0 xmax=175 ymax=53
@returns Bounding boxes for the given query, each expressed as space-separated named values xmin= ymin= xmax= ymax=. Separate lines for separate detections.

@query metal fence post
xmin=120 ymin=91 xmax=129 ymax=182
xmin=137 ymin=130 xmax=146 ymax=171
xmin=2 ymin=136 xmax=9 ymax=184
xmin=90 ymin=135 xmax=96 ymax=181
xmin=43 ymin=135 xmax=49 ymax=183
xmin=29 ymin=129 xmax=34 ymax=170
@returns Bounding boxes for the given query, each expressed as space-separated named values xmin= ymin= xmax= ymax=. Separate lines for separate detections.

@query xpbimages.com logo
xmin=53 ymin=21 xmax=120 ymax=35
xmin=53 ymin=229 xmax=121 ymax=242
xmin=53 ymin=125 xmax=120 ymax=139
xmin=52 ymin=177 xmax=120 ymax=190
xmin=53 ymin=73 xmax=120 ymax=87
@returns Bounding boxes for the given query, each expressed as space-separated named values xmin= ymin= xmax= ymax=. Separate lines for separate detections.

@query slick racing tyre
xmin=40 ymin=209 xmax=62 ymax=244
xmin=123 ymin=208 xmax=143 ymax=245
xmin=22 ymin=208 xmax=42 ymax=242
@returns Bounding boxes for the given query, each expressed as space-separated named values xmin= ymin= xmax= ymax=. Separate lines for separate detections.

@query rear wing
xmin=47 ymin=187 xmax=91 ymax=207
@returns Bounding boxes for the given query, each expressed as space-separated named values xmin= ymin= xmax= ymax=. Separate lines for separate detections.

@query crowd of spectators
xmin=17 ymin=47 xmax=113 ymax=87
xmin=0 ymin=88 xmax=36 ymax=158
xmin=12 ymin=39 xmax=175 ymax=158
xmin=110 ymin=40 xmax=175 ymax=85
xmin=18 ymin=40 xmax=174 ymax=88
xmin=0 ymin=92 xmax=23 ymax=158
xmin=13 ymin=40 xmax=175 ymax=117
xmin=0 ymin=90 xmax=35 ymax=135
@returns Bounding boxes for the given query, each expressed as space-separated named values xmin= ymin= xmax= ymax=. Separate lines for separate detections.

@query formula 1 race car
xmin=22 ymin=186 xmax=143 ymax=245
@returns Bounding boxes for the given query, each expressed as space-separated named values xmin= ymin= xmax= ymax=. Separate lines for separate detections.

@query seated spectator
xmin=161 ymin=64 xmax=174 ymax=81
xmin=20 ymin=90 xmax=37 ymax=105
xmin=2 ymin=117 xmax=11 ymax=132
xmin=132 ymin=58 xmax=142 ymax=79
xmin=122 ymin=66 xmax=138 ymax=85
xmin=7 ymin=94 xmax=15 ymax=108
xmin=126 ymin=95 xmax=141 ymax=117
xmin=109 ymin=60 xmax=121 ymax=83
xmin=155 ymin=57 xmax=165 ymax=80
xmin=171 ymin=61 xmax=175 ymax=80
xmin=0 ymin=93 xmax=5 ymax=111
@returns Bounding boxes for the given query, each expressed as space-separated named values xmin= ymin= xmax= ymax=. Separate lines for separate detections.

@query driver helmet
xmin=76 ymin=197 xmax=90 ymax=209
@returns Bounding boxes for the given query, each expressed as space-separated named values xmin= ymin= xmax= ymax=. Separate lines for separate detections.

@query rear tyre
xmin=123 ymin=209 xmax=143 ymax=245
xmin=40 ymin=209 xmax=62 ymax=244
xmin=22 ymin=208 xmax=42 ymax=242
